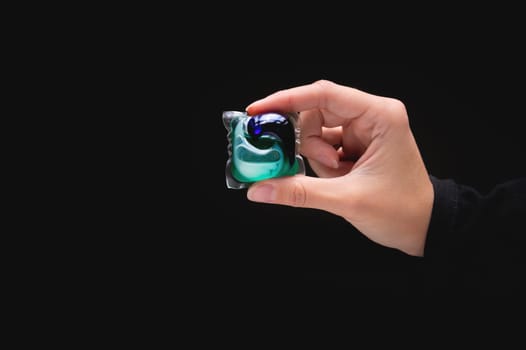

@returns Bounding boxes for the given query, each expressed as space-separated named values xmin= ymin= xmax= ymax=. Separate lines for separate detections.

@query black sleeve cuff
xmin=424 ymin=175 xmax=459 ymax=260
xmin=422 ymin=175 xmax=459 ymax=290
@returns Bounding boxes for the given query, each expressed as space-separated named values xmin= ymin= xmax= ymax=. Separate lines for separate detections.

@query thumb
xmin=247 ymin=175 xmax=341 ymax=211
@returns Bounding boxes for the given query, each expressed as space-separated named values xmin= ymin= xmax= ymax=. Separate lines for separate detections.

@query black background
xmin=190 ymin=63 xmax=525 ymax=293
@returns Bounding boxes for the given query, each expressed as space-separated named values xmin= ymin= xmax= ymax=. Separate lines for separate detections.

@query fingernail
xmin=245 ymin=99 xmax=264 ymax=113
xmin=245 ymin=104 xmax=257 ymax=114
xmin=247 ymin=184 xmax=276 ymax=203
xmin=321 ymin=156 xmax=339 ymax=169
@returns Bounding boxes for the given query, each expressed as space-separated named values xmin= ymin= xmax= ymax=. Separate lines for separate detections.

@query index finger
xmin=245 ymin=80 xmax=378 ymax=127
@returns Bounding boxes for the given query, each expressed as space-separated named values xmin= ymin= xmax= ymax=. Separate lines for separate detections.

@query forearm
xmin=424 ymin=176 xmax=526 ymax=292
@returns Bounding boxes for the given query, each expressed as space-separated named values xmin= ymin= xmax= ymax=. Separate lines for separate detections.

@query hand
xmin=245 ymin=80 xmax=434 ymax=256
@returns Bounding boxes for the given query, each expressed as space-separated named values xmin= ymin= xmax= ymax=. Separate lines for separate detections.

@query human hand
xmin=245 ymin=80 xmax=434 ymax=256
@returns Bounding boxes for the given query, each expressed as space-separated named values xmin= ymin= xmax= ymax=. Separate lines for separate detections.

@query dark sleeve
xmin=424 ymin=175 xmax=526 ymax=294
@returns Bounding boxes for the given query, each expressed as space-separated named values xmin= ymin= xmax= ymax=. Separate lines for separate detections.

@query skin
xmin=245 ymin=80 xmax=434 ymax=257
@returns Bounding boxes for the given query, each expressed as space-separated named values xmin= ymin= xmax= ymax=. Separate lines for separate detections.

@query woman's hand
xmin=246 ymin=80 xmax=434 ymax=256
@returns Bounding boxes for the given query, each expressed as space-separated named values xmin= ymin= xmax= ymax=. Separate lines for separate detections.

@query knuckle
xmin=382 ymin=98 xmax=409 ymax=127
xmin=313 ymin=79 xmax=333 ymax=87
